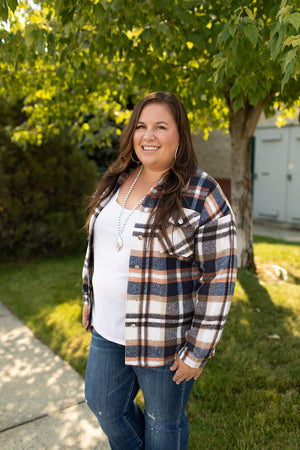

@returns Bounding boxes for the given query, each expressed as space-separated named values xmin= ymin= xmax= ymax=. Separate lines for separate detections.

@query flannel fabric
xmin=82 ymin=168 xmax=237 ymax=369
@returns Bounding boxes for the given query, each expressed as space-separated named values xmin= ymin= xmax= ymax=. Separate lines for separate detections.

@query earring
xmin=174 ymin=144 xmax=179 ymax=159
xmin=131 ymin=152 xmax=140 ymax=163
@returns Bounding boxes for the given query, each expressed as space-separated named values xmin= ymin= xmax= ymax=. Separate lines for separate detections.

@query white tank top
xmin=92 ymin=190 xmax=148 ymax=345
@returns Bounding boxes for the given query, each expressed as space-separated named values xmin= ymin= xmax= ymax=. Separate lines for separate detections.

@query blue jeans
xmin=85 ymin=329 xmax=194 ymax=450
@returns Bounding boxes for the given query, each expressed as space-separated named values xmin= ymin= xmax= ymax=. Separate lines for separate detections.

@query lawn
xmin=0 ymin=236 xmax=299 ymax=449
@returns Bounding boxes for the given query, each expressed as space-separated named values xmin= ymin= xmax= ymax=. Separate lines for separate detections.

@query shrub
xmin=0 ymin=131 xmax=98 ymax=259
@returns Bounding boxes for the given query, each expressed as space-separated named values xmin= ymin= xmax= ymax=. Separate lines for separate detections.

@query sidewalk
xmin=253 ymin=220 xmax=300 ymax=243
xmin=0 ymin=301 xmax=110 ymax=450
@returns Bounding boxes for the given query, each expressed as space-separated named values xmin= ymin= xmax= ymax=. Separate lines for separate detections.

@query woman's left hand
xmin=82 ymin=304 xmax=93 ymax=333
xmin=170 ymin=354 xmax=203 ymax=385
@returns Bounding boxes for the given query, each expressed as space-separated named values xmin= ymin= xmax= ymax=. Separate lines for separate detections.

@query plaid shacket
xmin=82 ymin=168 xmax=237 ymax=369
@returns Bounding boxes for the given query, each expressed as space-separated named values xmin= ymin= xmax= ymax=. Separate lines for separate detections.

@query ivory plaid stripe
xmin=82 ymin=168 xmax=237 ymax=369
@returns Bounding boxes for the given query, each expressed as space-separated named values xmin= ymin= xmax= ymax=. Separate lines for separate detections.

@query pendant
xmin=116 ymin=234 xmax=123 ymax=251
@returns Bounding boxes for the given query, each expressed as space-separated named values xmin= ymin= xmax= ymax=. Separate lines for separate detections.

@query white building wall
xmin=253 ymin=124 xmax=300 ymax=225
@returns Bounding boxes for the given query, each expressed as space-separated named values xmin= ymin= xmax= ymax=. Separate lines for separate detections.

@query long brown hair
xmin=84 ymin=92 xmax=198 ymax=236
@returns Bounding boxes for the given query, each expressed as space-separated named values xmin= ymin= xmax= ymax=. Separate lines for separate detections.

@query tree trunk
xmin=229 ymin=100 xmax=264 ymax=269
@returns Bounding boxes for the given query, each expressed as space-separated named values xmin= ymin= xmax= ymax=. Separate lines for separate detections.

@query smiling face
xmin=133 ymin=103 xmax=180 ymax=174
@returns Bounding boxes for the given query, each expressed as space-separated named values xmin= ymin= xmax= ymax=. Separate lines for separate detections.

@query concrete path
xmin=0 ymin=302 xmax=110 ymax=449
xmin=253 ymin=220 xmax=300 ymax=243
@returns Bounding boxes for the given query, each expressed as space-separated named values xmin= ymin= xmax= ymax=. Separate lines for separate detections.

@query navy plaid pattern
xmin=83 ymin=168 xmax=237 ymax=368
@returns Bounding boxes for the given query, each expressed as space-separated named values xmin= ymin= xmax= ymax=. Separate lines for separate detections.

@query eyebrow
xmin=137 ymin=120 xmax=168 ymax=125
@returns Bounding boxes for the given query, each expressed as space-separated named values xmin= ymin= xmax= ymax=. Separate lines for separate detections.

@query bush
xmin=0 ymin=131 xmax=98 ymax=259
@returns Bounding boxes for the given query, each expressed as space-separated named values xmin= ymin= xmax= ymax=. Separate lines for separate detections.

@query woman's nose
xmin=143 ymin=127 xmax=155 ymax=140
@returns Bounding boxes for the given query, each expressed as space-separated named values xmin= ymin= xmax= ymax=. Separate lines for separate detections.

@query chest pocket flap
xmin=157 ymin=211 xmax=199 ymax=259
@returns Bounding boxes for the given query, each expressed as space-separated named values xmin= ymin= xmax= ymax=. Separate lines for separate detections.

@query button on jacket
xmin=82 ymin=168 xmax=237 ymax=369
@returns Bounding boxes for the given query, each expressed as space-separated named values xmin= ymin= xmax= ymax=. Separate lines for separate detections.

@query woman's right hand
xmin=82 ymin=304 xmax=93 ymax=333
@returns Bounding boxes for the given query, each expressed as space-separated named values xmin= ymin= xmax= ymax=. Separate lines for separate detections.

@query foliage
xmin=78 ymin=113 xmax=122 ymax=176
xmin=0 ymin=0 xmax=18 ymax=22
xmin=0 ymin=1 xmax=132 ymax=149
xmin=0 ymin=236 xmax=299 ymax=447
xmin=1 ymin=0 xmax=300 ymax=268
xmin=1 ymin=0 xmax=298 ymax=147
xmin=269 ymin=1 xmax=300 ymax=90
xmin=0 ymin=98 xmax=98 ymax=259
xmin=212 ymin=2 xmax=300 ymax=114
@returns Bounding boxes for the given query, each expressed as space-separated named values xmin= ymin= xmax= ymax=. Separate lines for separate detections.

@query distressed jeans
xmin=85 ymin=329 xmax=194 ymax=450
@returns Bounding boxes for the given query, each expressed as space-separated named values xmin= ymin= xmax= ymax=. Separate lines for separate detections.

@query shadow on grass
xmin=288 ymin=274 xmax=300 ymax=285
xmin=188 ymin=237 xmax=300 ymax=449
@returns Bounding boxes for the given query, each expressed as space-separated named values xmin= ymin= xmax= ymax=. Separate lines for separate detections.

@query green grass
xmin=0 ymin=236 xmax=299 ymax=449
xmin=0 ymin=256 xmax=91 ymax=375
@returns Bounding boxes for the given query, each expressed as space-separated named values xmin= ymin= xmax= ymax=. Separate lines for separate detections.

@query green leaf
xmin=228 ymin=21 xmax=237 ymax=37
xmin=270 ymin=29 xmax=285 ymax=59
xmin=213 ymin=64 xmax=225 ymax=86
xmin=141 ymin=28 xmax=152 ymax=41
xmin=217 ymin=27 xmax=230 ymax=45
xmin=25 ymin=23 xmax=40 ymax=48
xmin=94 ymin=3 xmax=105 ymax=22
xmin=8 ymin=0 xmax=18 ymax=11
xmin=239 ymin=77 xmax=250 ymax=91
xmin=282 ymin=47 xmax=298 ymax=72
xmin=156 ymin=22 xmax=172 ymax=39
xmin=212 ymin=53 xmax=227 ymax=85
xmin=57 ymin=4 xmax=76 ymax=25
xmin=244 ymin=7 xmax=256 ymax=21
xmin=269 ymin=21 xmax=281 ymax=57
xmin=248 ymin=75 xmax=257 ymax=92
xmin=230 ymin=80 xmax=241 ymax=100
xmin=281 ymin=65 xmax=292 ymax=90
xmin=289 ymin=12 xmax=300 ymax=31
xmin=0 ymin=0 xmax=17 ymax=19
xmin=284 ymin=35 xmax=300 ymax=48
xmin=242 ymin=17 xmax=252 ymax=25
xmin=71 ymin=53 xmax=82 ymax=69
xmin=249 ymin=88 xmax=262 ymax=107
xmin=244 ymin=24 xmax=259 ymax=46
xmin=0 ymin=4 xmax=8 ymax=21
xmin=233 ymin=94 xmax=245 ymax=112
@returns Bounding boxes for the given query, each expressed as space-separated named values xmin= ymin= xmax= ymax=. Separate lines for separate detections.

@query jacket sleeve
xmin=178 ymin=185 xmax=237 ymax=369
xmin=82 ymin=241 xmax=91 ymax=305
xmin=82 ymin=207 xmax=99 ymax=306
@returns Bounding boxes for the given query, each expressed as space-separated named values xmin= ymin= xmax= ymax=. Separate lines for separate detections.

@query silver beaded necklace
xmin=116 ymin=164 xmax=144 ymax=251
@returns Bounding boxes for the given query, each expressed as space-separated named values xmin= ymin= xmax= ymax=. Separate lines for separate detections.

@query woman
xmin=82 ymin=92 xmax=237 ymax=450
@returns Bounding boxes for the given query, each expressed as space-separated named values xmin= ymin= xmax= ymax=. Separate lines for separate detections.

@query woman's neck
xmin=138 ymin=165 xmax=168 ymax=186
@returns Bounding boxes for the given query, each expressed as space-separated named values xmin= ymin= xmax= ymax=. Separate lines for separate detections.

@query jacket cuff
xmin=178 ymin=344 xmax=214 ymax=369
xmin=83 ymin=295 xmax=90 ymax=306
